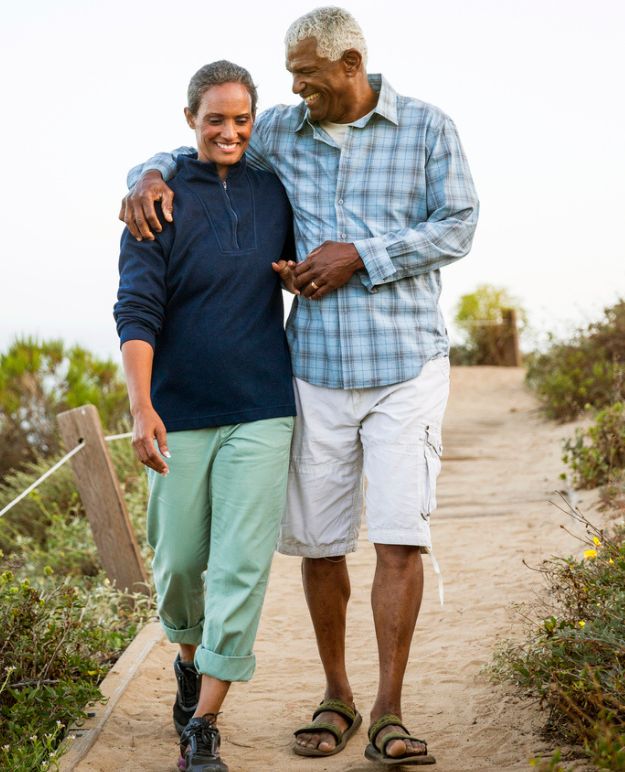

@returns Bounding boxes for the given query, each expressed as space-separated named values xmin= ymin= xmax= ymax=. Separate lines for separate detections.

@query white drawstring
xmin=427 ymin=548 xmax=444 ymax=607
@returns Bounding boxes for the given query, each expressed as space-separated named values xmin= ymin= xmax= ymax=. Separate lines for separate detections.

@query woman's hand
xmin=272 ymin=259 xmax=301 ymax=295
xmin=131 ymin=405 xmax=171 ymax=475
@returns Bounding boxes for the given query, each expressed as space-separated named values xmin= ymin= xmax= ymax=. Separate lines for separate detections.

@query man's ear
xmin=341 ymin=48 xmax=362 ymax=75
xmin=184 ymin=107 xmax=196 ymax=129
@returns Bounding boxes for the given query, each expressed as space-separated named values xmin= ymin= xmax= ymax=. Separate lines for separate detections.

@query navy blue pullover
xmin=114 ymin=154 xmax=296 ymax=431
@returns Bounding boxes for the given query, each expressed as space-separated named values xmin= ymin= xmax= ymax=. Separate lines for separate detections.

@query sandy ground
xmin=74 ymin=367 xmax=601 ymax=771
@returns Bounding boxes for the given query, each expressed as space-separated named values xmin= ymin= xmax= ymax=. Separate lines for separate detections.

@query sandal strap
xmin=368 ymin=713 xmax=408 ymax=743
xmin=312 ymin=698 xmax=357 ymax=725
xmin=293 ymin=721 xmax=343 ymax=743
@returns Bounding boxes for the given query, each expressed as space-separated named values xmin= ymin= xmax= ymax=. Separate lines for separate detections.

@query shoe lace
xmin=185 ymin=714 xmax=221 ymax=755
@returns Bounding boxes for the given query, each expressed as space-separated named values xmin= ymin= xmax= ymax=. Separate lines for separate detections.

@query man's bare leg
xmin=370 ymin=544 xmax=427 ymax=758
xmin=294 ymin=556 xmax=354 ymax=753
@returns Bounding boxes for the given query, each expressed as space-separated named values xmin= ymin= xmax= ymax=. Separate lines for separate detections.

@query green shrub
xmin=563 ymin=402 xmax=625 ymax=489
xmin=0 ymin=567 xmax=153 ymax=771
xmin=492 ymin=507 xmax=625 ymax=769
xmin=526 ymin=300 xmax=625 ymax=421
xmin=0 ymin=337 xmax=130 ymax=477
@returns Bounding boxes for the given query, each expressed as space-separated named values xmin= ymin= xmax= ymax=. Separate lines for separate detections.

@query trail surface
xmin=74 ymin=367 xmax=595 ymax=771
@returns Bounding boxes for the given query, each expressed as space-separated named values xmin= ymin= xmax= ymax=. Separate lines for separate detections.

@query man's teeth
xmin=217 ymin=143 xmax=237 ymax=150
xmin=305 ymin=93 xmax=320 ymax=105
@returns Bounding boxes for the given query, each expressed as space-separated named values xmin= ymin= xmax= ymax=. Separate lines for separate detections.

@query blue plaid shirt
xmin=128 ymin=75 xmax=479 ymax=389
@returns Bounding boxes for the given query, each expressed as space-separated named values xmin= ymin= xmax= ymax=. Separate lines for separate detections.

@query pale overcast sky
xmin=1 ymin=0 xmax=624 ymax=360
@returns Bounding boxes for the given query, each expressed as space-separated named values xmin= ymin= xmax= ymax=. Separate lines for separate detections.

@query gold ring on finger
xmin=310 ymin=281 xmax=319 ymax=290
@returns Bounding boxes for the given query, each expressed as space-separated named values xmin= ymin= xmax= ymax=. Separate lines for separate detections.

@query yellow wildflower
xmin=592 ymin=536 xmax=601 ymax=547
xmin=609 ymin=558 xmax=615 ymax=565
xmin=578 ymin=620 xmax=586 ymax=628
xmin=583 ymin=549 xmax=597 ymax=560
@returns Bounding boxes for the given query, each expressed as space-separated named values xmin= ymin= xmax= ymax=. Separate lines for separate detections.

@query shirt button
xmin=340 ymin=233 xmax=346 ymax=239
xmin=338 ymin=198 xmax=344 ymax=205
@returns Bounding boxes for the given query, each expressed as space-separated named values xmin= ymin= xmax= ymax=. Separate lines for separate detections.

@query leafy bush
xmin=492 ymin=507 xmax=625 ymax=770
xmin=0 ymin=337 xmax=129 ymax=478
xmin=526 ymin=300 xmax=625 ymax=421
xmin=453 ymin=284 xmax=526 ymax=365
xmin=0 ymin=567 xmax=153 ymax=771
xmin=563 ymin=403 xmax=625 ymax=489
xmin=0 ymin=337 xmax=154 ymax=769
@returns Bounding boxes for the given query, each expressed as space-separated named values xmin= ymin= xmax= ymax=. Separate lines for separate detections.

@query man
xmin=121 ymin=7 xmax=478 ymax=766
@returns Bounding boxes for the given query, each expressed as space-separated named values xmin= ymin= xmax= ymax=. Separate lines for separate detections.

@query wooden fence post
xmin=57 ymin=405 xmax=149 ymax=594
xmin=501 ymin=308 xmax=522 ymax=366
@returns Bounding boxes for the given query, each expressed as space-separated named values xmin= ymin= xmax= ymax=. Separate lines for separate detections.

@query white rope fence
xmin=0 ymin=432 xmax=133 ymax=519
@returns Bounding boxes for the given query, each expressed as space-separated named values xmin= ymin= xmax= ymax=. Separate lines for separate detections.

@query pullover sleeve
xmin=353 ymin=117 xmax=479 ymax=290
xmin=114 ymin=217 xmax=172 ymax=348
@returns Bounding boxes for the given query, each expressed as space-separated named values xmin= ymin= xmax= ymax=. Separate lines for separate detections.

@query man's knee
xmin=374 ymin=543 xmax=422 ymax=570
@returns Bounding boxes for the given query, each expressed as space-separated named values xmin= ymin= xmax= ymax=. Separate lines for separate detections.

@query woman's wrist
xmin=130 ymin=401 xmax=154 ymax=416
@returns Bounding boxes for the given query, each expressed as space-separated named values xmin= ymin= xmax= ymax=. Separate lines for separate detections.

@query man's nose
xmin=292 ymin=74 xmax=304 ymax=95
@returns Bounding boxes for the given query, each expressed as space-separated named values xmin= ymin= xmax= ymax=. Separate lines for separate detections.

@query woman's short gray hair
xmin=187 ymin=60 xmax=258 ymax=116
xmin=284 ymin=7 xmax=367 ymax=65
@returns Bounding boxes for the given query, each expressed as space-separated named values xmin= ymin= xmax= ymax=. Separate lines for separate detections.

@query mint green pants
xmin=146 ymin=417 xmax=293 ymax=682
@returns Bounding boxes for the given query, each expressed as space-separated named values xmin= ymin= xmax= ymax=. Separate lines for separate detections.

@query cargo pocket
xmin=423 ymin=425 xmax=443 ymax=515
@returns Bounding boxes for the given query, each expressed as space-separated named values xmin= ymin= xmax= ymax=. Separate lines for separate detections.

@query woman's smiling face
xmin=185 ymin=82 xmax=253 ymax=176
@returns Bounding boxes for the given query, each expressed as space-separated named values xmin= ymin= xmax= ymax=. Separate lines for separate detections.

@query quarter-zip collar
xmin=176 ymin=151 xmax=248 ymax=186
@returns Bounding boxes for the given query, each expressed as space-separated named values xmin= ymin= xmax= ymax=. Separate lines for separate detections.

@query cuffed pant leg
xmin=147 ymin=429 xmax=217 ymax=645
xmin=194 ymin=417 xmax=293 ymax=682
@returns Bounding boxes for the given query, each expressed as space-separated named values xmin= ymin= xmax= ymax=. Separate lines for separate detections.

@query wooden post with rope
xmin=57 ymin=405 xmax=149 ymax=595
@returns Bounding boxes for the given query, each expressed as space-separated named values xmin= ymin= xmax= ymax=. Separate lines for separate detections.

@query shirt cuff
xmin=353 ymin=237 xmax=396 ymax=290
xmin=118 ymin=325 xmax=156 ymax=349
xmin=146 ymin=159 xmax=176 ymax=181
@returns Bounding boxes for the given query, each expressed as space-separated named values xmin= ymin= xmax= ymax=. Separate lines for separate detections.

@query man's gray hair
xmin=187 ymin=60 xmax=258 ymax=116
xmin=284 ymin=7 xmax=367 ymax=65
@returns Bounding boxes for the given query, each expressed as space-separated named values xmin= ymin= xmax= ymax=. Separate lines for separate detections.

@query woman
xmin=114 ymin=61 xmax=296 ymax=772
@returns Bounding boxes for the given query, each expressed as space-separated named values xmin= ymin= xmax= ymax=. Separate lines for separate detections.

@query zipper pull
xmin=222 ymin=179 xmax=228 ymax=190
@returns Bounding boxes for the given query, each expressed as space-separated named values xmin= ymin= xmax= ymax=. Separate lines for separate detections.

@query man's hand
xmin=294 ymin=241 xmax=364 ymax=299
xmin=272 ymin=259 xmax=301 ymax=295
xmin=131 ymin=405 xmax=170 ymax=475
xmin=118 ymin=171 xmax=175 ymax=241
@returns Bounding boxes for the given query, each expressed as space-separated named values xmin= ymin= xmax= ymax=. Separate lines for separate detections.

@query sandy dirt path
xmin=74 ymin=367 xmax=597 ymax=771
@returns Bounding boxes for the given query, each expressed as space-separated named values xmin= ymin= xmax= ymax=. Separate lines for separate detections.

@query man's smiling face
xmin=286 ymin=37 xmax=353 ymax=123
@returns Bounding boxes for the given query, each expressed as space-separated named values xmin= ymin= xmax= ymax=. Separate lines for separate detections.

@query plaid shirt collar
xmin=294 ymin=73 xmax=399 ymax=133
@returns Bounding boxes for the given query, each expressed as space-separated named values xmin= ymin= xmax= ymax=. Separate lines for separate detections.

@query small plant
xmin=563 ymin=402 xmax=625 ymax=488
xmin=0 ymin=565 xmax=153 ymax=771
xmin=491 ymin=503 xmax=625 ymax=770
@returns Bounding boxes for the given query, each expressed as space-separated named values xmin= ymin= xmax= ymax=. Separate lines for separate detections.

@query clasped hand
xmin=292 ymin=241 xmax=365 ymax=300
